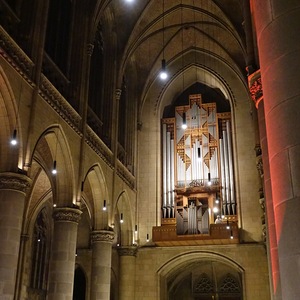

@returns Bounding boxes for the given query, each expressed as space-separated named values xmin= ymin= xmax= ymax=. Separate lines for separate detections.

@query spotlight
xmin=10 ymin=129 xmax=17 ymax=145
xmin=226 ymin=220 xmax=230 ymax=230
xmin=52 ymin=160 xmax=57 ymax=175
xmin=213 ymin=207 xmax=219 ymax=213
xmin=159 ymin=59 xmax=168 ymax=80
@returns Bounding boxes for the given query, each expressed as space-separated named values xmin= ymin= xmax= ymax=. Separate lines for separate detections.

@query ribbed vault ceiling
xmin=100 ymin=0 xmax=248 ymax=112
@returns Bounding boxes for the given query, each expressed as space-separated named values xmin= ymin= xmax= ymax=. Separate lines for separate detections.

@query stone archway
xmin=73 ymin=266 xmax=87 ymax=300
xmin=158 ymin=251 xmax=244 ymax=300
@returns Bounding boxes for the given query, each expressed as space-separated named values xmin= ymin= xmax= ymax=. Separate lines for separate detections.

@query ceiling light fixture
xmin=52 ymin=160 xmax=57 ymax=175
xmin=159 ymin=0 xmax=168 ymax=80
xmin=10 ymin=129 xmax=17 ymax=146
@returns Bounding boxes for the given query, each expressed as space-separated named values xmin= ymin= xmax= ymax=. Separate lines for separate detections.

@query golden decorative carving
xmin=117 ymin=246 xmax=138 ymax=257
xmin=248 ymin=69 xmax=263 ymax=108
xmin=0 ymin=172 xmax=32 ymax=194
xmin=53 ymin=207 xmax=82 ymax=224
xmin=87 ymin=43 xmax=94 ymax=56
xmin=0 ymin=26 xmax=34 ymax=77
xmin=39 ymin=75 xmax=82 ymax=135
xmin=115 ymin=89 xmax=122 ymax=101
xmin=91 ymin=230 xmax=115 ymax=244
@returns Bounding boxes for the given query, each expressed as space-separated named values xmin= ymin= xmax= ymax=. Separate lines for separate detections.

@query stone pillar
xmin=118 ymin=246 xmax=138 ymax=300
xmin=90 ymin=230 xmax=115 ymax=300
xmin=248 ymin=70 xmax=281 ymax=300
xmin=47 ymin=207 xmax=82 ymax=300
xmin=252 ymin=2 xmax=300 ymax=299
xmin=0 ymin=172 xmax=31 ymax=299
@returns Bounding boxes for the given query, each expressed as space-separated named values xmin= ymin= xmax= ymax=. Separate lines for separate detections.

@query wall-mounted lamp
xmin=120 ymin=213 xmax=124 ymax=223
xmin=135 ymin=224 xmax=138 ymax=233
xmin=146 ymin=233 xmax=149 ymax=242
xmin=103 ymin=200 xmax=107 ymax=211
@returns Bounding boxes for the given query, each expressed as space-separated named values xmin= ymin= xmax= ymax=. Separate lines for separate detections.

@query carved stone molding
xmin=0 ymin=26 xmax=34 ymax=77
xmin=117 ymin=246 xmax=138 ymax=257
xmin=0 ymin=172 xmax=32 ymax=194
xmin=39 ymin=75 xmax=82 ymax=135
xmin=115 ymin=89 xmax=122 ymax=101
xmin=53 ymin=207 xmax=82 ymax=224
xmin=87 ymin=43 xmax=94 ymax=56
xmin=91 ymin=230 xmax=115 ymax=244
xmin=256 ymin=156 xmax=263 ymax=177
xmin=248 ymin=69 xmax=263 ymax=108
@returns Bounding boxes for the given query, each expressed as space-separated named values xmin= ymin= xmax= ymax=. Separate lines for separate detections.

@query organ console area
xmin=153 ymin=94 xmax=238 ymax=246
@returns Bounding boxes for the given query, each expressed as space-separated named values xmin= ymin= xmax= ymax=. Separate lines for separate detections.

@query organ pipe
xmin=219 ymin=138 xmax=226 ymax=205
xmin=162 ymin=124 xmax=167 ymax=208
xmin=226 ymin=120 xmax=235 ymax=204
xmin=166 ymin=131 xmax=171 ymax=207
xmin=170 ymin=138 xmax=175 ymax=210
xmin=223 ymin=130 xmax=231 ymax=204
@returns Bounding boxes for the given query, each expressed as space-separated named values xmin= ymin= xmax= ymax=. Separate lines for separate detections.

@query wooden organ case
xmin=155 ymin=94 xmax=237 ymax=245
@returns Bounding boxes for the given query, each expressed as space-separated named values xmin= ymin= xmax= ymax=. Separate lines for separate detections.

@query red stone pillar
xmin=248 ymin=70 xmax=281 ymax=299
xmin=252 ymin=1 xmax=300 ymax=299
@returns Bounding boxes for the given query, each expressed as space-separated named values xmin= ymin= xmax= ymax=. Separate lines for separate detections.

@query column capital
xmin=248 ymin=69 xmax=263 ymax=108
xmin=0 ymin=172 xmax=32 ymax=194
xmin=91 ymin=230 xmax=115 ymax=244
xmin=117 ymin=246 xmax=138 ymax=257
xmin=53 ymin=207 xmax=82 ymax=224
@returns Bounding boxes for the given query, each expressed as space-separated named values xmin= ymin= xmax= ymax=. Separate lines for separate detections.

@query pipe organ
xmin=162 ymin=94 xmax=236 ymax=235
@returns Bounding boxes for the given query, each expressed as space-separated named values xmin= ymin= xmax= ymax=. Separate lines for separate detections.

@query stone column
xmin=0 ymin=172 xmax=31 ymax=299
xmin=47 ymin=207 xmax=82 ymax=300
xmin=118 ymin=246 xmax=138 ymax=300
xmin=90 ymin=230 xmax=115 ymax=300
xmin=252 ymin=2 xmax=300 ymax=299
xmin=248 ymin=70 xmax=281 ymax=300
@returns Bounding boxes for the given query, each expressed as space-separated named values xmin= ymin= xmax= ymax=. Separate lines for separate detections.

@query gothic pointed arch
xmin=114 ymin=189 xmax=134 ymax=246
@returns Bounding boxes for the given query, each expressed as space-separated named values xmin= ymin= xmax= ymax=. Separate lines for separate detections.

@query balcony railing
xmin=152 ymin=222 xmax=239 ymax=246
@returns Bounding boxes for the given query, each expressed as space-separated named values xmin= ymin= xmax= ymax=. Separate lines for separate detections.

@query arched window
xmin=218 ymin=273 xmax=241 ymax=300
xmin=45 ymin=0 xmax=72 ymax=74
xmin=194 ymin=273 xmax=214 ymax=297
xmin=30 ymin=208 xmax=50 ymax=295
